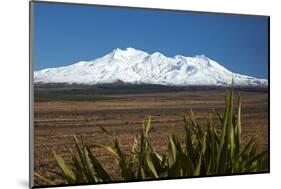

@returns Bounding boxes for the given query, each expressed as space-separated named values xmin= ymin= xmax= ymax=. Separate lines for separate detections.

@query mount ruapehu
xmin=34 ymin=47 xmax=268 ymax=87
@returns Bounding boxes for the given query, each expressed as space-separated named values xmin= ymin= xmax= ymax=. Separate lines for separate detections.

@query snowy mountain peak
xmin=110 ymin=47 xmax=148 ymax=60
xmin=112 ymin=47 xmax=147 ymax=55
xmin=34 ymin=48 xmax=268 ymax=87
xmin=151 ymin=52 xmax=166 ymax=58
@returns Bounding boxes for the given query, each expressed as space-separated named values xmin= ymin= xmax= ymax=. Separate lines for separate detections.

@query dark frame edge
xmin=29 ymin=1 xmax=35 ymax=188
xmin=267 ymin=16 xmax=270 ymax=173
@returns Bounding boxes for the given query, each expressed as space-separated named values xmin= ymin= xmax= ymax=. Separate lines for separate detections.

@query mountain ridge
xmin=34 ymin=47 xmax=268 ymax=87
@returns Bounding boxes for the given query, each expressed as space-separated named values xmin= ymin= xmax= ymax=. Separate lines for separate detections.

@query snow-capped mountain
xmin=34 ymin=47 xmax=268 ymax=87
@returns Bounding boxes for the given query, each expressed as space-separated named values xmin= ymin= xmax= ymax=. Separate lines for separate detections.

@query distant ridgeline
xmin=34 ymin=48 xmax=268 ymax=87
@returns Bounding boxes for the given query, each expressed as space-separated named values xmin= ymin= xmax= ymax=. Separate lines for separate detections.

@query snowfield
xmin=34 ymin=47 xmax=268 ymax=87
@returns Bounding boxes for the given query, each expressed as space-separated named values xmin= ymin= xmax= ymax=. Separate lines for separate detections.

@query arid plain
xmin=34 ymin=88 xmax=268 ymax=186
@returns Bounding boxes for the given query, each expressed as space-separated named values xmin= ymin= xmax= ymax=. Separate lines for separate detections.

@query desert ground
xmin=33 ymin=88 xmax=268 ymax=186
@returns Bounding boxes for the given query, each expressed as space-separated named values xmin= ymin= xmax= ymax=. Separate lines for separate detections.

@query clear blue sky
xmin=33 ymin=2 xmax=269 ymax=79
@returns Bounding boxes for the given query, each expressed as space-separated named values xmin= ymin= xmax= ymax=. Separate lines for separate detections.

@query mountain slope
xmin=34 ymin=47 xmax=268 ymax=87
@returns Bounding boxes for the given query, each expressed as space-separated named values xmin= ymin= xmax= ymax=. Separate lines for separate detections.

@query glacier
xmin=34 ymin=47 xmax=268 ymax=87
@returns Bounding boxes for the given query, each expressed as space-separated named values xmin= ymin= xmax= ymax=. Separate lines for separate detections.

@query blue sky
xmin=33 ymin=2 xmax=269 ymax=79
